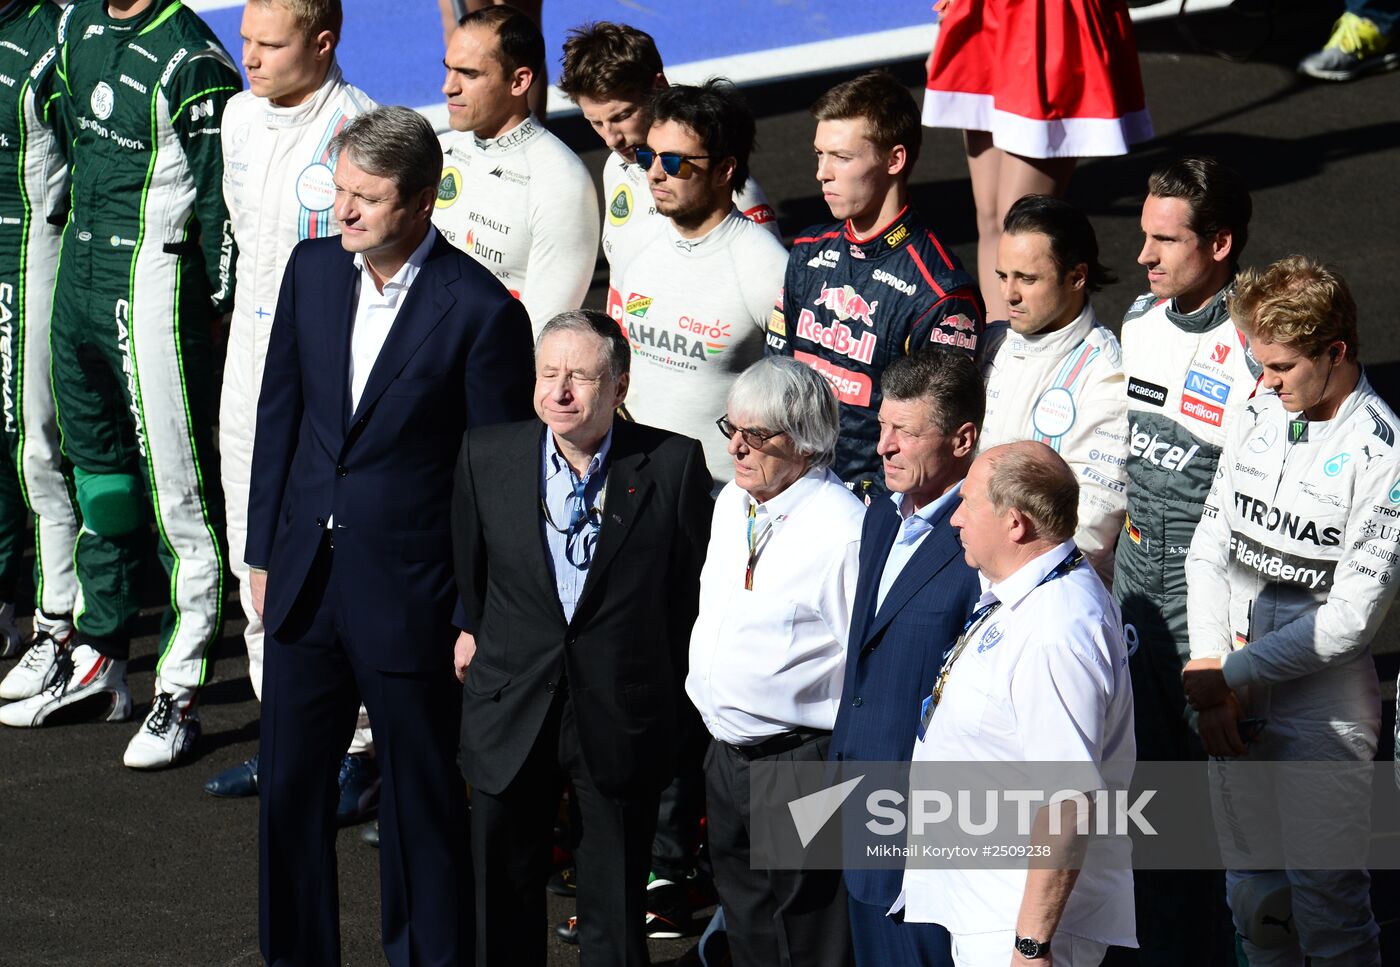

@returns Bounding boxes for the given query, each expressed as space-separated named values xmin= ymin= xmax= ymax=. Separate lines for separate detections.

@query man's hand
xmin=1182 ymin=657 xmax=1231 ymax=710
xmin=249 ymin=568 xmax=267 ymax=619
xmin=454 ymin=631 xmax=477 ymax=683
xmin=1197 ymin=693 xmax=1248 ymax=757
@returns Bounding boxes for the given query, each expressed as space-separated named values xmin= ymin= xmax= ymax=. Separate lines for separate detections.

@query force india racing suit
xmin=1187 ymin=374 xmax=1399 ymax=966
xmin=49 ymin=0 xmax=238 ymax=694
xmin=977 ymin=303 xmax=1127 ymax=585
xmin=1113 ymin=286 xmax=1263 ymax=761
xmin=219 ymin=62 xmax=373 ymax=741
xmin=433 ymin=115 xmax=598 ymax=334
xmin=765 ymin=205 xmax=983 ymax=491
xmin=602 ymin=150 xmax=780 ymax=323
xmin=0 ymin=0 xmax=79 ymax=651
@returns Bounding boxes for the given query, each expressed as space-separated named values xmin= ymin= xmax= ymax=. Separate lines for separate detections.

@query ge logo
xmin=90 ymin=81 xmax=114 ymax=120
xmin=1324 ymin=453 xmax=1351 ymax=477
xmin=1124 ymin=623 xmax=1140 ymax=658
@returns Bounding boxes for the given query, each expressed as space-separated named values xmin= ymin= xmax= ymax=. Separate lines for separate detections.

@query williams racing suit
xmin=1113 ymin=286 xmax=1263 ymax=761
xmin=49 ymin=0 xmax=238 ymax=693
xmin=1187 ymin=373 xmax=1398 ymax=967
xmin=0 ymin=0 xmax=79 ymax=639
xmin=434 ymin=114 xmax=598 ymax=334
xmin=602 ymin=150 xmax=780 ymax=323
xmin=977 ymin=304 xmax=1127 ymax=585
xmin=219 ymin=62 xmax=373 ymax=730
xmin=765 ymin=205 xmax=983 ymax=491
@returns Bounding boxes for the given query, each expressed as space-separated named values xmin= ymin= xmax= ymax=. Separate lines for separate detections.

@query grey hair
xmin=536 ymin=309 xmax=630 ymax=381
xmin=726 ymin=357 xmax=839 ymax=469
xmin=330 ymin=106 xmax=442 ymax=199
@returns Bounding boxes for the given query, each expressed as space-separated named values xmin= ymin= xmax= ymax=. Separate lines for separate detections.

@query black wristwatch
xmin=1015 ymin=935 xmax=1049 ymax=959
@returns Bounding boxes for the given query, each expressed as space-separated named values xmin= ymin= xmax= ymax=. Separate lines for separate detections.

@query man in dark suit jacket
xmin=829 ymin=349 xmax=985 ymax=967
xmin=246 ymin=107 xmax=535 ymax=967
xmin=452 ymin=309 xmax=713 ymax=967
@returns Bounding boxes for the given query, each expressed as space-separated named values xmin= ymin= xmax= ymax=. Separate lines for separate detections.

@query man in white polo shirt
xmin=434 ymin=6 xmax=598 ymax=333
xmin=901 ymin=441 xmax=1136 ymax=967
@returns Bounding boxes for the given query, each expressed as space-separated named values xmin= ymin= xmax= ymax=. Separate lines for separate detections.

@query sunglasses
xmin=715 ymin=417 xmax=785 ymax=449
xmin=635 ymin=148 xmax=715 ymax=176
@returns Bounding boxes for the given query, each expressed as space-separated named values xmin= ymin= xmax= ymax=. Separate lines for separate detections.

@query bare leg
xmin=463 ymin=0 xmax=548 ymax=119
xmin=963 ymin=130 xmax=1077 ymax=320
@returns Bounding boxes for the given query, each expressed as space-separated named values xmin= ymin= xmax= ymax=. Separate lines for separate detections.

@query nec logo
xmin=1210 ymin=343 xmax=1231 ymax=364
xmin=1185 ymin=369 xmax=1230 ymax=403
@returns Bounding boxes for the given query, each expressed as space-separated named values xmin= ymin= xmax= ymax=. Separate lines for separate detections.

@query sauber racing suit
xmin=1113 ymin=286 xmax=1263 ymax=760
xmin=602 ymin=150 xmax=780 ymax=323
xmin=49 ymin=0 xmax=238 ymax=692
xmin=765 ymin=205 xmax=983 ymax=491
xmin=0 ymin=0 xmax=78 ymax=634
xmin=434 ymin=114 xmax=598 ymax=334
xmin=219 ymin=62 xmax=373 ymax=725
xmin=1187 ymin=374 xmax=1398 ymax=966
xmin=977 ymin=303 xmax=1127 ymax=584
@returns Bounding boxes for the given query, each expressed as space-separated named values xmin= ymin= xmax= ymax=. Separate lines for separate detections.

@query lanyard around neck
xmin=744 ymin=502 xmax=775 ymax=591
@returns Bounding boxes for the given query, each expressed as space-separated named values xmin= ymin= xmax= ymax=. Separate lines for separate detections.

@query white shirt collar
xmin=981 ymin=539 xmax=1079 ymax=608
xmin=353 ymin=226 xmax=435 ymax=306
xmin=744 ymin=465 xmax=832 ymax=524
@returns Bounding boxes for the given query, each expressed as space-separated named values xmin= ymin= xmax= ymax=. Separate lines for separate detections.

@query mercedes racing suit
xmin=219 ymin=62 xmax=373 ymax=743
xmin=434 ymin=114 xmax=598 ymax=333
xmin=602 ymin=151 xmax=780 ymax=323
xmin=0 ymin=0 xmax=78 ymax=631
xmin=1187 ymin=373 xmax=1398 ymax=967
xmin=765 ymin=205 xmax=983 ymax=491
xmin=1113 ymin=285 xmax=1263 ymax=761
xmin=977 ymin=304 xmax=1127 ymax=584
xmin=49 ymin=0 xmax=238 ymax=692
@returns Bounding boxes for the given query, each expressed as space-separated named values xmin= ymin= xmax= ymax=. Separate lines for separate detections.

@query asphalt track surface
xmin=3 ymin=4 xmax=1399 ymax=966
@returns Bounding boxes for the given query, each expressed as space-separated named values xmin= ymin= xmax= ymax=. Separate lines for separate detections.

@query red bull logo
xmin=814 ymin=283 xmax=878 ymax=326
xmin=944 ymin=313 xmax=977 ymax=332
xmin=796 ymin=309 xmax=876 ymax=364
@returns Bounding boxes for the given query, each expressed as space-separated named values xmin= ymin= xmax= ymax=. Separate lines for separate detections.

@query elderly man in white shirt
xmin=687 ymin=356 xmax=864 ymax=967
xmin=900 ymin=441 xmax=1137 ymax=967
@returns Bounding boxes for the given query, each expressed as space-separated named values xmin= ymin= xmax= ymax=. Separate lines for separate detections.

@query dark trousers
xmin=849 ymin=894 xmax=952 ymax=967
xmin=472 ymin=684 xmax=659 ymax=967
xmin=652 ymin=701 xmax=709 ymax=881
xmin=258 ymin=539 xmax=470 ymax=967
xmin=704 ymin=734 xmax=853 ymax=967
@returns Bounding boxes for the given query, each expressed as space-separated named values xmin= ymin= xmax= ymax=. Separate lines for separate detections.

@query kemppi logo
xmin=814 ymin=283 xmax=878 ymax=326
xmin=115 ymin=300 xmax=146 ymax=458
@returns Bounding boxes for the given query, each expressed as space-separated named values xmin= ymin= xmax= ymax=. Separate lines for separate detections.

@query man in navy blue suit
xmin=829 ymin=348 xmax=985 ymax=966
xmin=245 ymin=106 xmax=535 ymax=967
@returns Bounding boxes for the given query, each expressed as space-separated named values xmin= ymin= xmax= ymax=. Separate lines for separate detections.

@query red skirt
xmin=923 ymin=0 xmax=1154 ymax=159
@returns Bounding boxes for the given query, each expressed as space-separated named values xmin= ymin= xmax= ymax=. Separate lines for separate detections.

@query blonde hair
xmin=250 ymin=0 xmax=341 ymax=40
xmin=982 ymin=444 xmax=1078 ymax=544
xmin=1229 ymin=255 xmax=1358 ymax=360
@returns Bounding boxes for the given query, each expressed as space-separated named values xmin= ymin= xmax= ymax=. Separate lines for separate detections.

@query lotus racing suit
xmin=1114 ymin=286 xmax=1263 ymax=761
xmin=765 ymin=205 xmax=983 ymax=492
xmin=49 ymin=0 xmax=238 ymax=694
xmin=0 ymin=0 xmax=78 ymax=652
xmin=219 ymin=62 xmax=373 ymax=747
xmin=1187 ymin=373 xmax=1399 ymax=966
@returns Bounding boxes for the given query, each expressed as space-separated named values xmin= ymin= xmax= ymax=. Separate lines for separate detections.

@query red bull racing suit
xmin=765 ymin=206 xmax=983 ymax=491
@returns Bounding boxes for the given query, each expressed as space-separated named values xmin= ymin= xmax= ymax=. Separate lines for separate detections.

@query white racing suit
xmin=977 ymin=303 xmax=1127 ymax=585
xmin=1187 ymin=373 xmax=1400 ymax=967
xmin=219 ymin=64 xmax=374 ymax=751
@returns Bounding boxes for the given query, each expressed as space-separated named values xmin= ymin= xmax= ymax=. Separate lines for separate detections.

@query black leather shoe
xmin=203 ymin=754 xmax=258 ymax=798
xmin=361 ymin=821 xmax=380 ymax=848
xmin=554 ymin=916 xmax=579 ymax=945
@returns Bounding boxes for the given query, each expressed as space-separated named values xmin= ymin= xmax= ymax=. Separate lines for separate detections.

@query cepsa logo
xmin=814 ymin=283 xmax=878 ymax=326
xmin=795 ymin=351 xmax=872 ymax=406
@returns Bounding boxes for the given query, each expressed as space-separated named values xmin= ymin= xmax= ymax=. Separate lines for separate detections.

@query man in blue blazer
xmin=829 ymin=349 xmax=985 ymax=966
xmin=245 ymin=107 xmax=535 ymax=967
